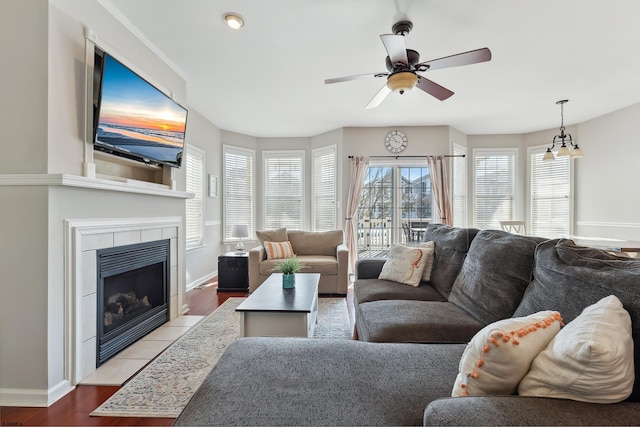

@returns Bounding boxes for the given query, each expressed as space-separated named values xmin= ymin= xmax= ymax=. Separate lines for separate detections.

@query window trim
xmin=262 ymin=149 xmax=306 ymax=231
xmin=222 ymin=144 xmax=256 ymax=243
xmin=472 ymin=147 xmax=520 ymax=229
xmin=311 ymin=144 xmax=337 ymax=232
xmin=185 ymin=144 xmax=205 ymax=250
xmin=527 ymin=144 xmax=574 ymax=237
xmin=451 ymin=143 xmax=467 ymax=227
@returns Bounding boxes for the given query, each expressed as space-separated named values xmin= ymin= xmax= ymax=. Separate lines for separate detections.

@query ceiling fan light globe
xmin=387 ymin=72 xmax=418 ymax=93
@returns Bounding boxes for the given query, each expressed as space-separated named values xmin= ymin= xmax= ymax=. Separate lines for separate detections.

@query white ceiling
xmin=102 ymin=0 xmax=640 ymax=138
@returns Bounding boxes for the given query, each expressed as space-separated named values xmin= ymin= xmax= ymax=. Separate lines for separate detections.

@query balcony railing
xmin=357 ymin=218 xmax=431 ymax=258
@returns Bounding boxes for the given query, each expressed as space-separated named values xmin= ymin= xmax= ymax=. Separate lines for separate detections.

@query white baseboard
xmin=186 ymin=270 xmax=218 ymax=291
xmin=0 ymin=380 xmax=73 ymax=407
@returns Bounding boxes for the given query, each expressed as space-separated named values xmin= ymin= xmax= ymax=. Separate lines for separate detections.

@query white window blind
xmin=474 ymin=149 xmax=516 ymax=230
xmin=530 ymin=147 xmax=571 ymax=238
xmin=263 ymin=151 xmax=304 ymax=230
xmin=223 ymin=145 xmax=255 ymax=240
xmin=312 ymin=145 xmax=337 ymax=231
xmin=185 ymin=145 xmax=204 ymax=248
xmin=452 ymin=144 xmax=467 ymax=227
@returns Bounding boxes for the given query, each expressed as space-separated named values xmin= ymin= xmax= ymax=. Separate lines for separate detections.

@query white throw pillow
xmin=418 ymin=241 xmax=435 ymax=282
xmin=452 ymin=310 xmax=562 ymax=397
xmin=379 ymin=244 xmax=429 ymax=287
xmin=518 ymin=295 xmax=634 ymax=403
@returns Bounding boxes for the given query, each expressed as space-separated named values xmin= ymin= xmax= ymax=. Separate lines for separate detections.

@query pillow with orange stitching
xmin=452 ymin=310 xmax=562 ymax=397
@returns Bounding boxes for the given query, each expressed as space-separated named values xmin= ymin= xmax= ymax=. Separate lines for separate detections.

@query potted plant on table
xmin=271 ymin=256 xmax=306 ymax=289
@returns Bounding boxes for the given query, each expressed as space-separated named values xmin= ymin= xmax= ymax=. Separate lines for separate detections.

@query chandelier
xmin=543 ymin=100 xmax=584 ymax=161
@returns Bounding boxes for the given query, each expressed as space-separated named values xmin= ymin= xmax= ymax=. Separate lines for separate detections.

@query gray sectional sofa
xmin=176 ymin=224 xmax=640 ymax=426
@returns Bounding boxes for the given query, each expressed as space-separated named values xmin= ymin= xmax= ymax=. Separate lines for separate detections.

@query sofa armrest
xmin=423 ymin=396 xmax=640 ymax=426
xmin=336 ymin=243 xmax=349 ymax=294
xmin=355 ymin=258 xmax=386 ymax=280
xmin=248 ymin=246 xmax=266 ymax=292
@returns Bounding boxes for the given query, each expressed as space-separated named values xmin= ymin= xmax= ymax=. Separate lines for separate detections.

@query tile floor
xmin=79 ymin=315 xmax=205 ymax=386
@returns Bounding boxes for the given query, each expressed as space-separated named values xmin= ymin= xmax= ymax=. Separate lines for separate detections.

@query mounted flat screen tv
xmin=93 ymin=48 xmax=187 ymax=168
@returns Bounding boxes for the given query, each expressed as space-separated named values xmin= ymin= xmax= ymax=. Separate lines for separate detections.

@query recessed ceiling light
xmin=223 ymin=13 xmax=244 ymax=30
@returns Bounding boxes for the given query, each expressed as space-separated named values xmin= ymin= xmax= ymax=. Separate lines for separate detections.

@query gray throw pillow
xmin=422 ymin=224 xmax=479 ymax=297
xmin=448 ymin=229 xmax=541 ymax=325
xmin=513 ymin=238 xmax=640 ymax=402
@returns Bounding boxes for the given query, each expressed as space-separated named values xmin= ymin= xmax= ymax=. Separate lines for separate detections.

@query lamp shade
xmin=231 ymin=224 xmax=249 ymax=238
xmin=570 ymin=146 xmax=584 ymax=158
xmin=387 ymin=72 xmax=418 ymax=93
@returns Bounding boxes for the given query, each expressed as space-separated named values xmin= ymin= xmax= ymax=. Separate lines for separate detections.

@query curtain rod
xmin=348 ymin=154 xmax=465 ymax=159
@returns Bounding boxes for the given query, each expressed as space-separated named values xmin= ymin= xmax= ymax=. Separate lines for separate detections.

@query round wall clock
xmin=384 ymin=130 xmax=408 ymax=153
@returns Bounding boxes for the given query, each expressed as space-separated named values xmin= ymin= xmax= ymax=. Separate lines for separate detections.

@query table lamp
xmin=232 ymin=224 xmax=249 ymax=254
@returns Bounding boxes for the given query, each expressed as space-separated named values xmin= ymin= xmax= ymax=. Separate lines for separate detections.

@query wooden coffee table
xmin=235 ymin=273 xmax=320 ymax=337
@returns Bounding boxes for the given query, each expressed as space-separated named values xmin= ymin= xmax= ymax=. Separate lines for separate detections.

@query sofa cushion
xmin=256 ymin=227 xmax=288 ymax=246
xmin=424 ymin=396 xmax=640 ymax=426
xmin=356 ymin=300 xmax=485 ymax=343
xmin=175 ymin=338 xmax=466 ymax=426
xmin=451 ymin=310 xmax=562 ymax=397
xmin=354 ymin=279 xmax=446 ymax=306
xmin=519 ymin=295 xmax=634 ymax=403
xmin=419 ymin=240 xmax=436 ymax=281
xmin=264 ymin=240 xmax=294 ymax=260
xmin=379 ymin=244 xmax=429 ymax=287
xmin=288 ymin=230 xmax=343 ymax=256
xmin=259 ymin=255 xmax=337 ymax=275
xmin=448 ymin=229 xmax=541 ymax=324
xmin=422 ymin=224 xmax=480 ymax=298
xmin=513 ymin=239 xmax=640 ymax=401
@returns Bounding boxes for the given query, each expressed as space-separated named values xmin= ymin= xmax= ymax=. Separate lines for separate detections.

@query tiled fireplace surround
xmin=64 ymin=217 xmax=183 ymax=385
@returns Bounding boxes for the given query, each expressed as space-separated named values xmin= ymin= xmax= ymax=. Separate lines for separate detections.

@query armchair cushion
xmin=288 ymin=230 xmax=343 ymax=256
xmin=256 ymin=227 xmax=288 ymax=246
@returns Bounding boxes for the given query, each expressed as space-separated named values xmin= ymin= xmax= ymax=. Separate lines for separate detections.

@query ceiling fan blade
xmin=380 ymin=34 xmax=408 ymax=65
xmin=416 ymin=76 xmax=454 ymax=101
xmin=417 ymin=47 xmax=491 ymax=72
xmin=325 ymin=72 xmax=387 ymax=84
xmin=365 ymin=84 xmax=391 ymax=109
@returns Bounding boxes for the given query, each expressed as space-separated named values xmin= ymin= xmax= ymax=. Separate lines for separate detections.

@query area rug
xmin=91 ymin=297 xmax=351 ymax=418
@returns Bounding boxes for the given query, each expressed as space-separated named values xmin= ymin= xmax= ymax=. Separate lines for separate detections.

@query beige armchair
xmin=249 ymin=229 xmax=348 ymax=295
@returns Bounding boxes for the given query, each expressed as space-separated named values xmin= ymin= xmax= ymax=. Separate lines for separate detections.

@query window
xmin=223 ymin=145 xmax=255 ymax=241
xmin=263 ymin=151 xmax=304 ymax=230
xmin=312 ymin=145 xmax=337 ymax=231
xmin=185 ymin=145 xmax=204 ymax=249
xmin=452 ymin=144 xmax=467 ymax=227
xmin=529 ymin=146 xmax=571 ymax=238
xmin=357 ymin=163 xmax=432 ymax=256
xmin=473 ymin=149 xmax=516 ymax=230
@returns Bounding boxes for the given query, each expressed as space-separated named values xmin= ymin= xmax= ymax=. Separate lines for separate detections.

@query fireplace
xmin=96 ymin=239 xmax=170 ymax=366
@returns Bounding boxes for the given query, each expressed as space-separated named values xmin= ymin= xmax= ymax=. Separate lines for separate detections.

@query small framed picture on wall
xmin=209 ymin=175 xmax=218 ymax=198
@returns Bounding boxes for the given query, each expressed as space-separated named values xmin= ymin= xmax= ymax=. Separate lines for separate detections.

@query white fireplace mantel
xmin=0 ymin=174 xmax=193 ymax=199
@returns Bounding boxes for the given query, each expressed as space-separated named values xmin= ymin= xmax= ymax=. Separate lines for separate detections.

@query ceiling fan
xmin=324 ymin=20 xmax=492 ymax=109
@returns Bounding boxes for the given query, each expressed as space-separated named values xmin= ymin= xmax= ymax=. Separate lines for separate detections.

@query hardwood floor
xmin=0 ymin=279 xmax=355 ymax=426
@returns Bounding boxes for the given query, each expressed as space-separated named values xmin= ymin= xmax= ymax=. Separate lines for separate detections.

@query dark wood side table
xmin=217 ymin=252 xmax=249 ymax=292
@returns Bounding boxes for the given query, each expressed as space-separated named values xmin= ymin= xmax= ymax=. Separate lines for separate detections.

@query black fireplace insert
xmin=96 ymin=239 xmax=170 ymax=366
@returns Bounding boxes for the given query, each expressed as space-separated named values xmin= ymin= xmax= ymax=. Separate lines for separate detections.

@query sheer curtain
xmin=427 ymin=155 xmax=453 ymax=226
xmin=345 ymin=156 xmax=369 ymax=274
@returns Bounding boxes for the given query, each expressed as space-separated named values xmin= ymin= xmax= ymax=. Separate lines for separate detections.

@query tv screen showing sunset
xmin=96 ymin=53 xmax=187 ymax=166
